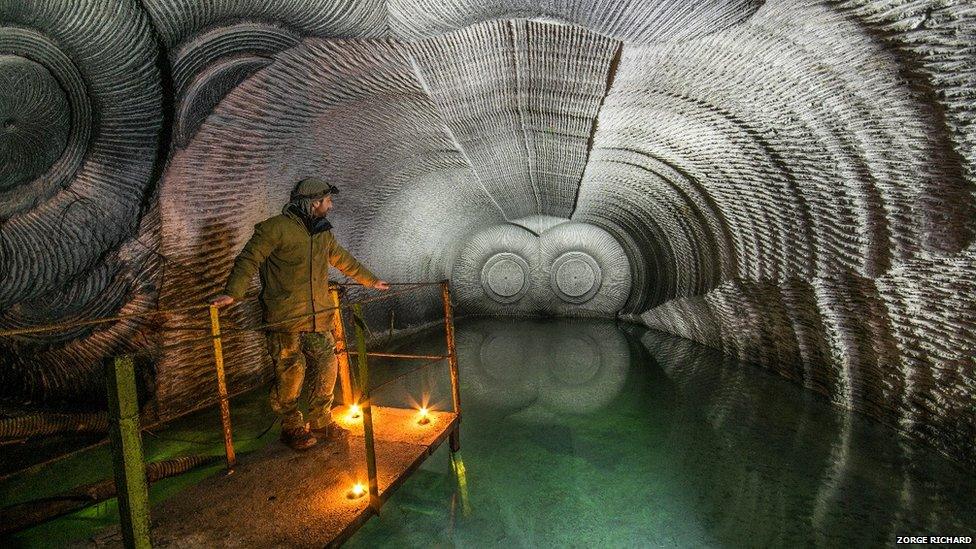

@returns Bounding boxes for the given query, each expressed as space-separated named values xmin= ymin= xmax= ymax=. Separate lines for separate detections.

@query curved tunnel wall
xmin=0 ymin=1 xmax=973 ymax=466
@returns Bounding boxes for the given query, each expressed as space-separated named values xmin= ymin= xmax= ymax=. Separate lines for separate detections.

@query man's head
xmin=310 ymin=194 xmax=333 ymax=217
xmin=290 ymin=177 xmax=339 ymax=218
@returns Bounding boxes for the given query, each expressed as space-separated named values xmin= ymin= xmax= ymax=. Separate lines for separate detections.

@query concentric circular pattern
xmin=550 ymin=251 xmax=601 ymax=303
xmin=0 ymin=56 xmax=69 ymax=192
xmin=0 ymin=1 xmax=163 ymax=404
xmin=1 ymin=0 xmax=973 ymax=472
xmin=0 ymin=1 xmax=162 ymax=306
xmin=481 ymin=253 xmax=530 ymax=303
xmin=451 ymin=224 xmax=539 ymax=315
xmin=168 ymin=22 xmax=299 ymax=147
xmin=143 ymin=0 xmax=388 ymax=147
xmin=535 ymin=220 xmax=631 ymax=316
xmin=177 ymin=56 xmax=270 ymax=142
xmin=451 ymin=218 xmax=631 ymax=315
xmin=0 ymin=27 xmax=92 ymax=220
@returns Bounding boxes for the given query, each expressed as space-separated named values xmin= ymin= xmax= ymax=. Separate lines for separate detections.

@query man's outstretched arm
xmin=328 ymin=239 xmax=389 ymax=290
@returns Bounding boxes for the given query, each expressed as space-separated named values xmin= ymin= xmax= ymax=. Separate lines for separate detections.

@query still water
xmin=2 ymin=318 xmax=973 ymax=547
xmin=349 ymin=318 xmax=976 ymax=548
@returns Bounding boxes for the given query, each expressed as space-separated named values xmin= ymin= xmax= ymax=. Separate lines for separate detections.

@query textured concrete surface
xmin=1 ymin=0 xmax=974 ymax=470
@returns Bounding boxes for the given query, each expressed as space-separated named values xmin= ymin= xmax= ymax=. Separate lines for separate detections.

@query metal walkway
xmin=148 ymin=405 xmax=458 ymax=548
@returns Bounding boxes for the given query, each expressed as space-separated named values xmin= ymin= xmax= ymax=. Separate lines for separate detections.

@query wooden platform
xmin=148 ymin=405 xmax=458 ymax=548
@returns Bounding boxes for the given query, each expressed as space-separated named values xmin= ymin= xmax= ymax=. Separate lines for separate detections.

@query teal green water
xmin=349 ymin=318 xmax=976 ymax=548
xmin=2 ymin=318 xmax=974 ymax=547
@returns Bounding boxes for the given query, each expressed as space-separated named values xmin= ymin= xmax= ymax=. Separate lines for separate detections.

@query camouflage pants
xmin=266 ymin=331 xmax=338 ymax=431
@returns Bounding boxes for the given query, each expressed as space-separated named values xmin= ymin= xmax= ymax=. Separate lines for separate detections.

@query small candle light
xmin=347 ymin=404 xmax=362 ymax=421
xmin=347 ymin=482 xmax=366 ymax=499
xmin=417 ymin=406 xmax=431 ymax=425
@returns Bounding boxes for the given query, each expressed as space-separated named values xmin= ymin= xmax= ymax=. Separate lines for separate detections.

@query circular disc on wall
xmin=480 ymin=252 xmax=530 ymax=303
xmin=550 ymin=251 xmax=602 ymax=303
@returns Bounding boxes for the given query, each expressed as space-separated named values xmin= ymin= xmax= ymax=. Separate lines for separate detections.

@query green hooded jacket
xmin=223 ymin=209 xmax=378 ymax=332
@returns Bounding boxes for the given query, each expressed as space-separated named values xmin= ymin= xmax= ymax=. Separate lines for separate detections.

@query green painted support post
xmin=352 ymin=304 xmax=381 ymax=512
xmin=441 ymin=281 xmax=462 ymax=453
xmin=105 ymin=355 xmax=152 ymax=549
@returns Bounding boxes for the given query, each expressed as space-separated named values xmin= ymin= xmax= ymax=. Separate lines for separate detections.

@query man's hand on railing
xmin=211 ymin=294 xmax=235 ymax=307
xmin=373 ymin=280 xmax=390 ymax=291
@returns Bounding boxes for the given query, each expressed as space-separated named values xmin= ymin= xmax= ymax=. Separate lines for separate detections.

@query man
xmin=211 ymin=177 xmax=389 ymax=450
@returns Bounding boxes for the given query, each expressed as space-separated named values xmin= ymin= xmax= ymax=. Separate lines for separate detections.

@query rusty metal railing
xmin=336 ymin=280 xmax=462 ymax=513
xmin=0 ymin=278 xmax=463 ymax=540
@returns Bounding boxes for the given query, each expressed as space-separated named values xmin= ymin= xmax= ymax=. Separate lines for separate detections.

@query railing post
xmin=441 ymin=280 xmax=462 ymax=453
xmin=330 ymin=283 xmax=354 ymax=405
xmin=208 ymin=305 xmax=236 ymax=472
xmin=352 ymin=303 xmax=380 ymax=512
xmin=450 ymin=452 xmax=471 ymax=517
xmin=105 ymin=355 xmax=152 ymax=549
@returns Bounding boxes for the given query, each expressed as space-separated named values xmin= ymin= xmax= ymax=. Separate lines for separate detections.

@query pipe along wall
xmin=0 ymin=0 xmax=973 ymax=468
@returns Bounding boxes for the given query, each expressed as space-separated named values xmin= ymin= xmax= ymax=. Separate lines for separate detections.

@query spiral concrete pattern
xmin=0 ymin=1 xmax=163 ymax=402
xmin=536 ymin=221 xmax=631 ymax=315
xmin=453 ymin=224 xmax=541 ymax=315
xmin=142 ymin=0 xmax=388 ymax=147
xmin=0 ymin=28 xmax=89 ymax=221
xmin=0 ymin=56 xmax=69 ymax=192
xmin=0 ymin=1 xmax=974 ymax=469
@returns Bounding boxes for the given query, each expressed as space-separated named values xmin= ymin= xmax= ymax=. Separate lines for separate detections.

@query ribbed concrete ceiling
xmin=0 ymin=0 xmax=973 ymax=467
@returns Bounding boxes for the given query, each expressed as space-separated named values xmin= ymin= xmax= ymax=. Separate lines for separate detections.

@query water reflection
xmin=457 ymin=319 xmax=630 ymax=417
xmin=639 ymin=328 xmax=976 ymax=547
xmin=352 ymin=319 xmax=976 ymax=548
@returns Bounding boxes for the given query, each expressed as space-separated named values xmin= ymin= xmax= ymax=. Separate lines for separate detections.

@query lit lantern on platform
xmin=347 ymin=482 xmax=366 ymax=499
xmin=346 ymin=403 xmax=362 ymax=422
xmin=417 ymin=406 xmax=431 ymax=425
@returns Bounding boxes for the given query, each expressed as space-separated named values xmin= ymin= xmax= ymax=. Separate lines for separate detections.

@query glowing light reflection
xmin=346 ymin=403 xmax=362 ymax=422
xmin=347 ymin=482 xmax=366 ymax=499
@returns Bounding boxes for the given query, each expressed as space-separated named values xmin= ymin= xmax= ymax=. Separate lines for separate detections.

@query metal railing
xmin=0 ymin=279 xmax=463 ymax=546
xmin=329 ymin=281 xmax=462 ymax=512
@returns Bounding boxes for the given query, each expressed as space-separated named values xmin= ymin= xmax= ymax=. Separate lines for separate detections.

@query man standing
xmin=211 ymin=177 xmax=389 ymax=450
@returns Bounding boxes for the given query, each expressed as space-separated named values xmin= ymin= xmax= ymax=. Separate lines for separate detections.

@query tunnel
xmin=0 ymin=0 xmax=974 ymax=544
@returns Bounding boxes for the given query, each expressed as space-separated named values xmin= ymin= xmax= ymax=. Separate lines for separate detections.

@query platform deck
xmin=147 ymin=405 xmax=458 ymax=548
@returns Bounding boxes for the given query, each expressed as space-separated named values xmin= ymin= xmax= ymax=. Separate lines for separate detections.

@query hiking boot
xmin=280 ymin=424 xmax=317 ymax=451
xmin=311 ymin=421 xmax=351 ymax=442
